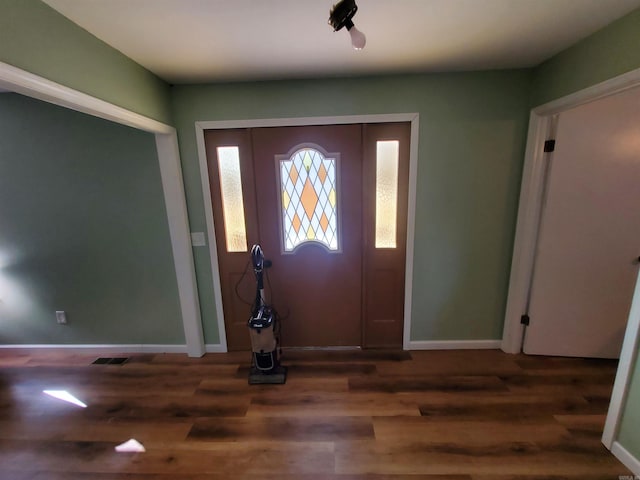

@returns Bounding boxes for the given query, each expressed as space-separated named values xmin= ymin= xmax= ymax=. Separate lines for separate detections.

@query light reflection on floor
xmin=42 ymin=390 xmax=87 ymax=408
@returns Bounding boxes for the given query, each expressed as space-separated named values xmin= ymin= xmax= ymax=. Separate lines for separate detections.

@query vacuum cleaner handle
xmin=251 ymin=244 xmax=265 ymax=307
xmin=251 ymin=244 xmax=264 ymax=272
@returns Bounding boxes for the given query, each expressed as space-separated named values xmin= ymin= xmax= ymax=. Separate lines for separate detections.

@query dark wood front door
xmin=205 ymin=122 xmax=410 ymax=351
xmin=251 ymin=125 xmax=363 ymax=347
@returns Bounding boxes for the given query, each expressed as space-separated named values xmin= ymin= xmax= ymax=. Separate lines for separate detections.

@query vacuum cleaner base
xmin=248 ymin=365 xmax=287 ymax=385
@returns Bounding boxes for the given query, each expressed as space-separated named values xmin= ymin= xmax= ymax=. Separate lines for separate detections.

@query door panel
xmin=251 ymin=125 xmax=363 ymax=347
xmin=204 ymin=128 xmax=259 ymax=351
xmin=524 ymin=86 xmax=640 ymax=358
xmin=362 ymin=123 xmax=411 ymax=347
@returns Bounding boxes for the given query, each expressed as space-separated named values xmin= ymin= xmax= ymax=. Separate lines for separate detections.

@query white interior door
xmin=524 ymin=86 xmax=640 ymax=358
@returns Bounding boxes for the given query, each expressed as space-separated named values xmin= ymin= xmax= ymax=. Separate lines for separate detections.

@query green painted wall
xmin=0 ymin=93 xmax=184 ymax=344
xmin=171 ymin=71 xmax=532 ymax=344
xmin=618 ymin=349 xmax=640 ymax=460
xmin=530 ymin=7 xmax=640 ymax=106
xmin=0 ymin=0 xmax=636 ymax=461
xmin=0 ymin=0 xmax=172 ymax=124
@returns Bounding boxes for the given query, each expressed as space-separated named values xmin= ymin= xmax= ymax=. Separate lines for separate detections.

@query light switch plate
xmin=191 ymin=232 xmax=206 ymax=247
xmin=55 ymin=311 xmax=67 ymax=324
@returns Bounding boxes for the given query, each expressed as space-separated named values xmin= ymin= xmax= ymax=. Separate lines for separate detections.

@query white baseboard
xmin=612 ymin=441 xmax=640 ymax=476
xmin=205 ymin=344 xmax=227 ymax=353
xmin=408 ymin=340 xmax=502 ymax=350
xmin=0 ymin=341 xmax=501 ymax=353
xmin=0 ymin=343 xmax=230 ymax=354
xmin=0 ymin=344 xmax=189 ymax=354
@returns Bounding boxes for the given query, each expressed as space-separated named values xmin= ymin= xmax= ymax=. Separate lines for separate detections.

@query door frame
xmin=195 ymin=113 xmax=420 ymax=352
xmin=500 ymin=66 xmax=640 ymax=459
xmin=0 ymin=61 xmax=206 ymax=357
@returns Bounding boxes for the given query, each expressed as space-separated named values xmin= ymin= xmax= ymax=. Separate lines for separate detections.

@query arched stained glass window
xmin=279 ymin=147 xmax=339 ymax=252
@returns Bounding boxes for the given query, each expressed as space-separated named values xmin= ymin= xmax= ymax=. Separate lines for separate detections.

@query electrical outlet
xmin=56 ymin=311 xmax=67 ymax=325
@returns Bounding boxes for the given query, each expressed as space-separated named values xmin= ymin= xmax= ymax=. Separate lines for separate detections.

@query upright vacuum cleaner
xmin=247 ymin=244 xmax=287 ymax=385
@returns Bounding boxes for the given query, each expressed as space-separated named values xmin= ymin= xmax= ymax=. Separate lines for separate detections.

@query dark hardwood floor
xmin=0 ymin=348 xmax=632 ymax=479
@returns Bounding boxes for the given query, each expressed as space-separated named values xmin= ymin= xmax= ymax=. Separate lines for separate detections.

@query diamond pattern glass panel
xmin=280 ymin=148 xmax=338 ymax=252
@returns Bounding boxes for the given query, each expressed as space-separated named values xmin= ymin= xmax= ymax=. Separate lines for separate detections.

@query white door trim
xmin=0 ymin=61 xmax=172 ymax=134
xmin=611 ymin=441 xmax=640 ymax=476
xmin=501 ymin=66 xmax=640 ymax=457
xmin=195 ymin=113 xmax=420 ymax=352
xmin=602 ymin=270 xmax=640 ymax=448
xmin=0 ymin=61 xmax=205 ymax=357
xmin=500 ymin=111 xmax=553 ymax=354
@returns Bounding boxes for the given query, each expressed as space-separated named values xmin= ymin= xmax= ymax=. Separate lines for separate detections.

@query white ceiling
xmin=43 ymin=0 xmax=640 ymax=84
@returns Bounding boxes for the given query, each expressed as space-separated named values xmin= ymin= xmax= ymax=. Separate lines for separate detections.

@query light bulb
xmin=348 ymin=25 xmax=366 ymax=50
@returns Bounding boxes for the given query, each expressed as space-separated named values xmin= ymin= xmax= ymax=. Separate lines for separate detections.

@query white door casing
xmin=195 ymin=114 xmax=420 ymax=351
xmin=501 ymin=67 xmax=640 ymax=458
xmin=0 ymin=60 xmax=205 ymax=357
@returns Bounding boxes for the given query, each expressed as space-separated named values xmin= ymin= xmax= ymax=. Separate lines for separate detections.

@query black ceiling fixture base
xmin=329 ymin=0 xmax=358 ymax=32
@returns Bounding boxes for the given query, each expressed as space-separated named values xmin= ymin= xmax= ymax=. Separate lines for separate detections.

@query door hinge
xmin=543 ymin=139 xmax=556 ymax=153
xmin=520 ymin=314 xmax=530 ymax=326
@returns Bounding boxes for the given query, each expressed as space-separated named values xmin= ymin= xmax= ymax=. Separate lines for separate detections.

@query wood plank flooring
xmin=0 ymin=348 xmax=632 ymax=479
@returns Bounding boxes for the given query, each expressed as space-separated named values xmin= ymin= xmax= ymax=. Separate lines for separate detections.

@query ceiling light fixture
xmin=329 ymin=0 xmax=366 ymax=50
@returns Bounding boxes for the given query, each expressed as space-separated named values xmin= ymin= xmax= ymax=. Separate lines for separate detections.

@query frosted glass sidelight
xmin=375 ymin=140 xmax=399 ymax=248
xmin=217 ymin=146 xmax=248 ymax=252
xmin=279 ymin=148 xmax=338 ymax=252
